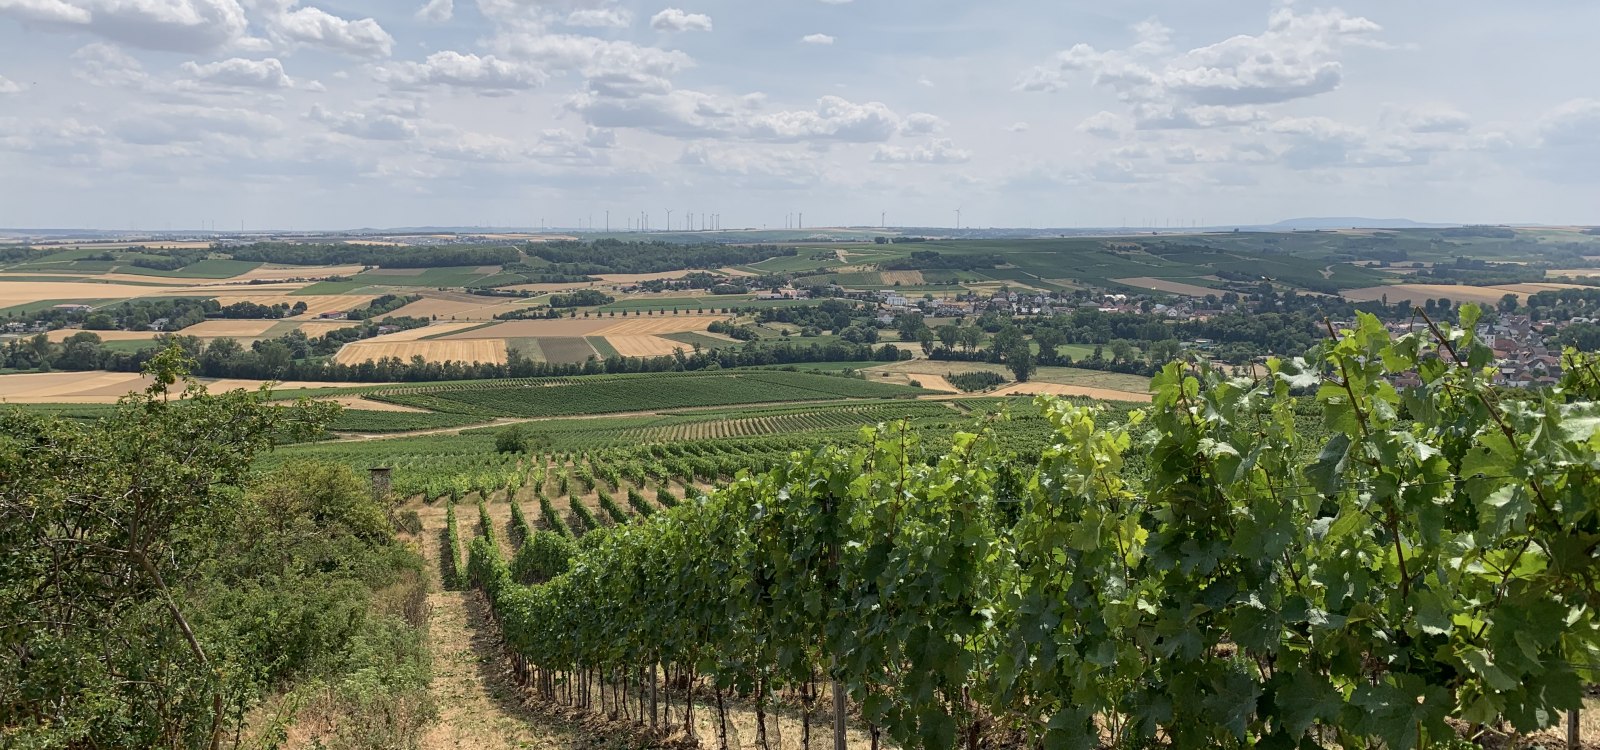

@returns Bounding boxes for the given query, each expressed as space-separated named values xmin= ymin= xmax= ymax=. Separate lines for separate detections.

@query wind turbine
xmin=954 ymin=208 xmax=962 ymax=231
xmin=666 ymin=209 xmax=674 ymax=232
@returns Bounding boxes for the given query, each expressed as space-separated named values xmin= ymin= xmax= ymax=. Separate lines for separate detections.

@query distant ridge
xmin=1263 ymin=217 xmax=1459 ymax=231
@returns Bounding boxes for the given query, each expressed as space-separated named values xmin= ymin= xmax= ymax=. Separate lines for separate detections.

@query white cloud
xmin=261 ymin=1 xmax=394 ymax=58
xmin=567 ymin=8 xmax=631 ymax=28
xmin=650 ymin=7 xmax=711 ymax=33
xmin=1394 ymin=104 xmax=1472 ymax=134
xmin=414 ymin=0 xmax=450 ymax=23
xmin=0 ymin=0 xmax=248 ymax=52
xmin=747 ymin=96 xmax=899 ymax=143
xmin=801 ymin=33 xmax=833 ymax=45
xmin=0 ymin=0 xmax=90 ymax=24
xmin=1022 ymin=8 xmax=1381 ymax=107
xmin=309 ymin=103 xmax=417 ymax=141
xmin=1539 ymin=99 xmax=1600 ymax=147
xmin=377 ymin=51 xmax=547 ymax=92
xmin=872 ymin=139 xmax=971 ymax=165
xmin=0 ymin=74 xmax=19 ymax=93
xmin=112 ymin=105 xmax=281 ymax=144
xmin=1007 ymin=122 xmax=1030 ymax=133
xmin=70 ymin=42 xmax=148 ymax=87
xmin=180 ymin=57 xmax=292 ymax=88
xmin=900 ymin=112 xmax=944 ymax=135
xmin=1078 ymin=111 xmax=1127 ymax=138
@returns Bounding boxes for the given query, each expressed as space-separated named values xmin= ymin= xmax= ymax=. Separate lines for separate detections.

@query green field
xmin=113 ymin=259 xmax=262 ymax=279
xmin=371 ymin=371 xmax=928 ymax=418
xmin=350 ymin=266 xmax=502 ymax=288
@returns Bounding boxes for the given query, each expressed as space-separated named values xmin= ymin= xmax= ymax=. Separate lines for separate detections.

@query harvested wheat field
xmin=236 ymin=264 xmax=366 ymax=281
xmin=44 ymin=329 xmax=162 ymax=343
xmin=879 ymin=270 xmax=925 ymax=285
xmin=0 ymin=372 xmax=377 ymax=403
xmin=1114 ymin=277 xmax=1220 ymax=298
xmin=0 ymin=281 xmax=180 ymax=307
xmin=1549 ymin=269 xmax=1600 ymax=278
xmin=898 ymin=372 xmax=959 ymax=393
xmin=357 ymin=322 xmax=487 ymax=343
xmin=179 ymin=319 xmax=280 ymax=338
xmin=290 ymin=320 xmax=364 ymax=337
xmin=333 ymin=339 xmax=507 ymax=366
xmin=389 ymin=296 xmax=536 ymax=321
xmin=988 ymin=382 xmax=1153 ymax=403
xmin=1341 ymin=283 xmax=1585 ymax=304
xmin=319 ymin=395 xmax=427 ymax=412
xmin=594 ymin=271 xmax=706 ymax=284
xmin=593 ymin=315 xmax=725 ymax=336
xmin=605 ymin=335 xmax=689 ymax=357
xmin=440 ymin=319 xmax=612 ymax=339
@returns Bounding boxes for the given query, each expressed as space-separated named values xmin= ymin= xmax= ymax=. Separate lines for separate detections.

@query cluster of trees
xmin=882 ymin=250 xmax=1001 ymax=271
xmin=1417 ymin=257 xmax=1548 ymax=286
xmin=0 ymin=324 xmax=908 ymax=382
xmin=548 ymin=289 xmax=615 ymax=308
xmin=526 ymin=239 xmax=795 ymax=274
xmin=125 ymin=246 xmax=212 ymax=270
xmin=706 ymin=319 xmax=760 ymax=341
xmin=217 ymin=300 xmax=299 ymax=319
xmin=1 ymin=352 xmax=432 ymax=747
xmin=349 ymin=294 xmax=420 ymax=320
xmin=226 ymin=242 xmax=520 ymax=268
xmin=9 ymin=297 xmax=219 ymax=332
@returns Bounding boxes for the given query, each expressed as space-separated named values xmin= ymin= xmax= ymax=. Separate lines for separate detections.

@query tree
xmin=496 ymin=423 xmax=541 ymax=454
xmin=957 ymin=325 xmax=984 ymax=354
xmin=1499 ymin=293 xmax=1520 ymax=313
xmin=0 ymin=345 xmax=334 ymax=747
xmin=917 ymin=326 xmax=936 ymax=356
xmin=937 ymin=324 xmax=960 ymax=350
xmin=1005 ymin=342 xmax=1036 ymax=382
xmin=1033 ymin=327 xmax=1066 ymax=365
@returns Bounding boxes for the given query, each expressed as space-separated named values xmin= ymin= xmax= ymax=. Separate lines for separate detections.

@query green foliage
xmin=0 ymin=346 xmax=427 ymax=748
xmin=596 ymin=487 xmax=629 ymax=523
xmin=377 ymin=371 xmax=928 ymax=418
xmin=947 ymin=370 xmax=1007 ymax=392
xmin=568 ymin=494 xmax=602 ymax=535
xmin=459 ymin=305 xmax=1600 ymax=750
xmin=442 ymin=503 xmax=464 ymax=590
xmin=537 ymin=490 xmax=572 ymax=538
xmin=512 ymin=530 xmax=576 ymax=584
xmin=495 ymin=423 xmax=544 ymax=454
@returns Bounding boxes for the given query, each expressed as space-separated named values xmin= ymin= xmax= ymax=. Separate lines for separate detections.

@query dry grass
xmin=323 ymin=395 xmax=430 ymax=412
xmin=334 ymin=339 xmax=508 ymax=365
xmin=179 ymin=319 xmax=280 ymax=337
xmin=0 ymin=281 xmax=181 ymax=306
xmin=237 ymin=264 xmax=365 ymax=281
xmin=44 ymin=329 xmax=161 ymax=342
xmin=445 ymin=319 xmax=613 ymax=338
xmin=879 ymin=271 xmax=925 ymax=285
xmin=1548 ymin=269 xmax=1600 ymax=279
xmin=0 ymin=372 xmax=375 ymax=403
xmin=593 ymin=316 xmax=725 ymax=336
xmin=605 ymin=335 xmax=689 ymax=357
xmin=1114 ymin=276 xmax=1220 ymax=298
xmin=389 ymin=297 xmax=537 ymax=321
xmin=362 ymin=322 xmax=486 ymax=343
xmin=1341 ymin=283 xmax=1587 ymax=305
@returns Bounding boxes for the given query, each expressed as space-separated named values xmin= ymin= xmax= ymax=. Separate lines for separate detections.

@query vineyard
xmin=411 ymin=309 xmax=1600 ymax=750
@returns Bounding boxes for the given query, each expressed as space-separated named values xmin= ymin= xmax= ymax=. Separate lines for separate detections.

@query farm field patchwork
xmin=371 ymin=371 xmax=930 ymax=418
xmin=1113 ymin=276 xmax=1224 ymax=297
xmin=332 ymin=339 xmax=508 ymax=366
xmin=0 ymin=372 xmax=381 ymax=403
xmin=177 ymin=319 xmax=281 ymax=338
xmin=43 ymin=329 xmax=162 ymax=343
xmin=1340 ymin=282 xmax=1590 ymax=304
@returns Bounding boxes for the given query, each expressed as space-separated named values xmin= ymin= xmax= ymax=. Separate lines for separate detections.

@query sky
xmin=0 ymin=0 xmax=1597 ymax=231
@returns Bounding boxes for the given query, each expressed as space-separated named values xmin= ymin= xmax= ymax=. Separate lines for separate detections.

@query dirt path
xmin=417 ymin=503 xmax=574 ymax=750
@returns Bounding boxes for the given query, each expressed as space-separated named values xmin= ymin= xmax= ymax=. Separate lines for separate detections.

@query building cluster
xmin=1377 ymin=313 xmax=1565 ymax=388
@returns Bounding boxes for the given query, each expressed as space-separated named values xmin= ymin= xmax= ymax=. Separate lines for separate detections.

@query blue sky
xmin=0 ymin=0 xmax=1596 ymax=230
